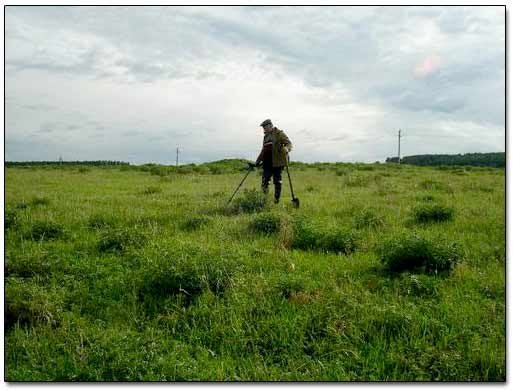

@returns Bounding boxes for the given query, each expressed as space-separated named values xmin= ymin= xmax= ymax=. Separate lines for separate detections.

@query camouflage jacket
xmin=256 ymin=127 xmax=292 ymax=168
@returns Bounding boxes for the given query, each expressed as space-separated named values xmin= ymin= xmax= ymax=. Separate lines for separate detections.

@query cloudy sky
xmin=5 ymin=6 xmax=505 ymax=164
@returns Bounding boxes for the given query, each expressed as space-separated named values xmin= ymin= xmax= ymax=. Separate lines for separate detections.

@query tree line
xmin=386 ymin=152 xmax=505 ymax=167
xmin=6 ymin=160 xmax=130 ymax=167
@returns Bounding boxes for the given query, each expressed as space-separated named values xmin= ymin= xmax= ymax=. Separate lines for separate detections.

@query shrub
xmin=353 ymin=209 xmax=385 ymax=230
xmin=335 ymin=169 xmax=348 ymax=176
xmin=142 ymin=186 xmax=162 ymax=195
xmin=180 ymin=216 xmax=211 ymax=231
xmin=77 ymin=167 xmax=90 ymax=173
xmin=377 ymin=232 xmax=462 ymax=274
xmin=30 ymin=196 xmax=50 ymax=206
xmin=412 ymin=204 xmax=455 ymax=223
xmin=305 ymin=185 xmax=316 ymax=192
xmin=28 ymin=220 xmax=66 ymax=241
xmin=250 ymin=212 xmax=282 ymax=235
xmin=230 ymin=189 xmax=268 ymax=214
xmin=97 ymin=228 xmax=146 ymax=253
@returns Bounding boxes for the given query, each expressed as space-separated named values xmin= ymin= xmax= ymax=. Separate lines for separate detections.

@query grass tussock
xmin=27 ymin=220 xmax=66 ymax=241
xmin=97 ymin=228 xmax=146 ymax=253
xmin=418 ymin=179 xmax=453 ymax=193
xmin=137 ymin=246 xmax=236 ymax=315
xmin=377 ymin=232 xmax=462 ymax=274
xmin=250 ymin=212 xmax=282 ymax=235
xmin=30 ymin=196 xmax=51 ymax=206
xmin=290 ymin=218 xmax=357 ymax=254
xmin=5 ymin=209 xmax=18 ymax=230
xmin=353 ymin=208 xmax=385 ymax=230
xmin=87 ymin=213 xmax=119 ymax=229
xmin=180 ymin=216 xmax=211 ymax=231
xmin=412 ymin=204 xmax=455 ymax=223
xmin=142 ymin=186 xmax=162 ymax=195
xmin=228 ymin=189 xmax=268 ymax=214
xmin=5 ymin=278 xmax=64 ymax=329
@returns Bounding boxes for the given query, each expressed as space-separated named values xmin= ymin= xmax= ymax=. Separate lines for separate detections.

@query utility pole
xmin=176 ymin=147 xmax=179 ymax=167
xmin=397 ymin=130 xmax=402 ymax=164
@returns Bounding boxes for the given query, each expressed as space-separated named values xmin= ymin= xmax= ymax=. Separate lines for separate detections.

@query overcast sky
xmin=5 ymin=5 xmax=505 ymax=164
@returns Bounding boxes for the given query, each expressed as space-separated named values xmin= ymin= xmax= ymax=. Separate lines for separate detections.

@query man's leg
xmin=262 ymin=167 xmax=272 ymax=195
xmin=272 ymin=167 xmax=284 ymax=203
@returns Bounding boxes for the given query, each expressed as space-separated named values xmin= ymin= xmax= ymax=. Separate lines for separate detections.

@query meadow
xmin=4 ymin=161 xmax=505 ymax=381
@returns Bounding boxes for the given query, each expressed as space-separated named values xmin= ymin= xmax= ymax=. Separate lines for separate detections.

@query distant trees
xmin=6 ymin=160 xmax=130 ymax=167
xmin=386 ymin=153 xmax=505 ymax=168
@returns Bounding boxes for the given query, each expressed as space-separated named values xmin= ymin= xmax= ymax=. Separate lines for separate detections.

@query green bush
xmin=230 ymin=189 xmax=268 ymax=214
xmin=97 ymin=228 xmax=146 ymax=253
xmin=77 ymin=167 xmax=90 ymax=173
xmin=377 ymin=233 xmax=462 ymax=274
xmin=250 ymin=212 xmax=282 ymax=235
xmin=412 ymin=204 xmax=455 ymax=223
xmin=28 ymin=220 xmax=66 ymax=241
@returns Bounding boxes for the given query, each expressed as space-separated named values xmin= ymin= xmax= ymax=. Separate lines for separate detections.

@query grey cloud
xmin=5 ymin=6 xmax=504 ymax=163
xmin=122 ymin=130 xmax=142 ymax=137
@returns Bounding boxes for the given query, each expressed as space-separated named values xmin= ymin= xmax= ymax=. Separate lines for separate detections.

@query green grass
xmin=4 ymin=163 xmax=505 ymax=381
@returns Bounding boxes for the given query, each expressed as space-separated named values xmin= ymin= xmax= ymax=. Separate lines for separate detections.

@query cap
xmin=260 ymin=119 xmax=273 ymax=127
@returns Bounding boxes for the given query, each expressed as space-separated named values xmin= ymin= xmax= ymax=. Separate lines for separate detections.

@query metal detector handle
xmin=228 ymin=168 xmax=253 ymax=204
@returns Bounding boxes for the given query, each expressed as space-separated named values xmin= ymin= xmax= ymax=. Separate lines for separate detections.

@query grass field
xmin=4 ymin=161 xmax=505 ymax=381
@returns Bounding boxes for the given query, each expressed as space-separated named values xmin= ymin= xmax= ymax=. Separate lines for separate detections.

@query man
xmin=252 ymin=119 xmax=292 ymax=203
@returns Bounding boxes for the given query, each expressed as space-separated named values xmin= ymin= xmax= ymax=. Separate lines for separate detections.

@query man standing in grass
xmin=252 ymin=119 xmax=292 ymax=204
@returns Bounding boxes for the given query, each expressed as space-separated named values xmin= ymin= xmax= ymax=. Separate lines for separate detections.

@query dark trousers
xmin=262 ymin=166 xmax=284 ymax=201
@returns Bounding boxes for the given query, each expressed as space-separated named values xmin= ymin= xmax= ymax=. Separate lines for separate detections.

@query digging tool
xmin=285 ymin=164 xmax=300 ymax=208
xmin=227 ymin=165 xmax=254 ymax=204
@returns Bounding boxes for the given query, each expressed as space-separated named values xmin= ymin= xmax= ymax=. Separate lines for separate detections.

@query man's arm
xmin=280 ymin=131 xmax=292 ymax=153
xmin=255 ymin=148 xmax=264 ymax=166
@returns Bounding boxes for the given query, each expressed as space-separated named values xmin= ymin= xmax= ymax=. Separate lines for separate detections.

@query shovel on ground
xmin=285 ymin=164 xmax=300 ymax=208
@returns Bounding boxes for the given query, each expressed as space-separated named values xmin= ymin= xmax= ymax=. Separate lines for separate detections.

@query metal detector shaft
xmin=228 ymin=168 xmax=253 ymax=204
